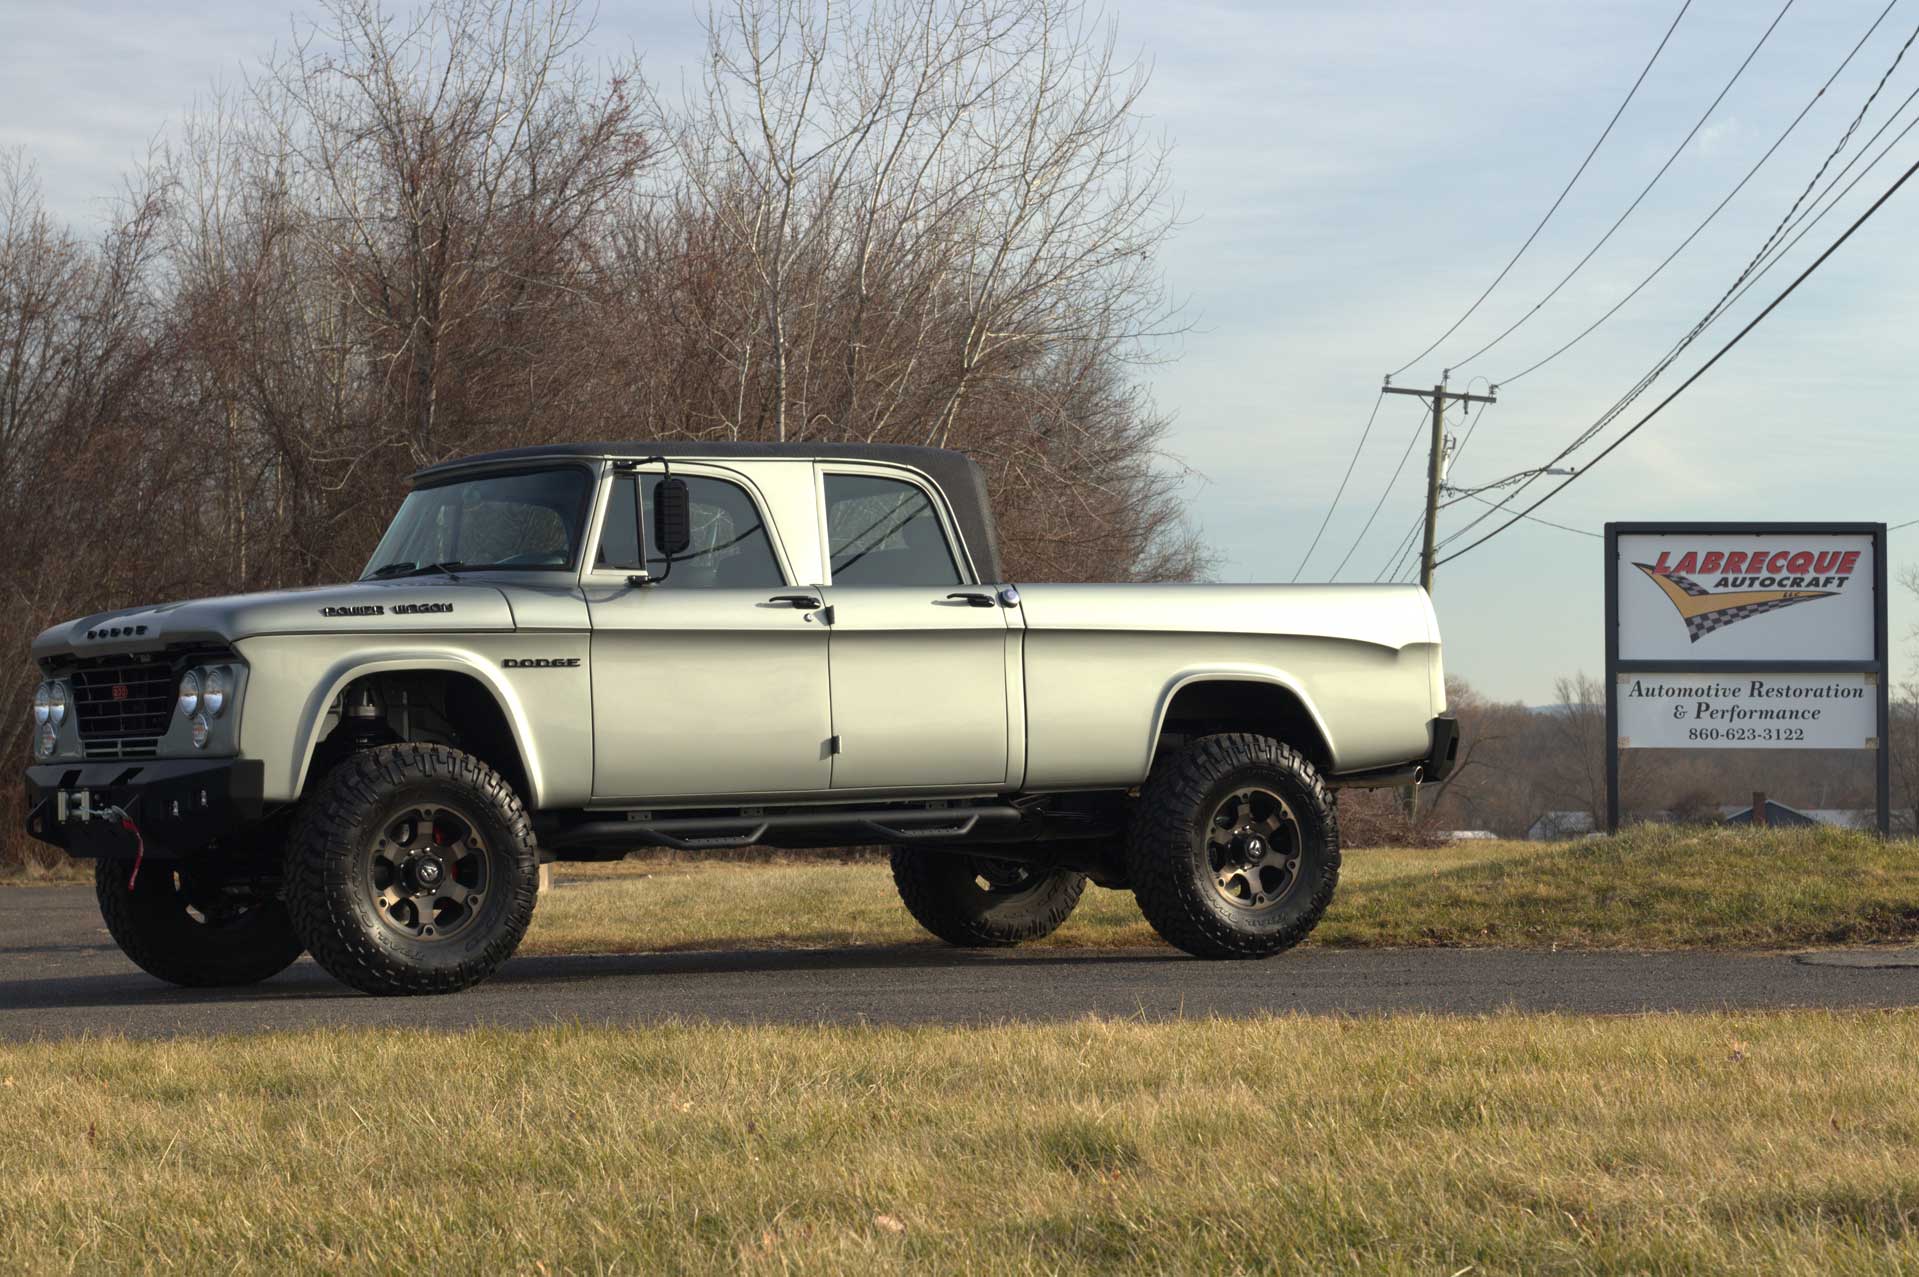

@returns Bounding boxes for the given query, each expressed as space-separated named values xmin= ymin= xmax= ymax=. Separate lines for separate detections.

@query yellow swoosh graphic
xmin=1634 ymin=563 xmax=1834 ymax=621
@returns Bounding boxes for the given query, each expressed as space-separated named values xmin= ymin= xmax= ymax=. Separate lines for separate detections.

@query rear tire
xmin=95 ymin=859 xmax=304 ymax=988
xmin=890 ymin=848 xmax=1085 ymax=947
xmin=284 ymin=743 xmax=539 ymax=996
xmin=1126 ymin=733 xmax=1339 ymax=959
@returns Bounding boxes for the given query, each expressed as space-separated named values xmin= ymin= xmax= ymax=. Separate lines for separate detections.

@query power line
xmin=1451 ymin=490 xmax=1601 ymax=538
xmin=1438 ymin=22 xmax=1919 ymax=553
xmin=1328 ymin=403 xmax=1427 ymax=580
xmin=1386 ymin=0 xmax=1692 ymax=379
xmin=1374 ymin=512 xmax=1425 ymax=582
xmin=1708 ymin=72 xmax=1919 ymax=324
xmin=1291 ymin=389 xmax=1385 ymax=581
xmin=1493 ymin=0 xmax=1900 ymax=388
xmin=1445 ymin=383 xmax=1495 ymax=472
xmin=1435 ymin=148 xmax=1919 ymax=568
xmin=1449 ymin=0 xmax=1810 ymax=377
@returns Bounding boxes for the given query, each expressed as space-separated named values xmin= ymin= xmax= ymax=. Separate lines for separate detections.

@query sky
xmin=3 ymin=0 xmax=1916 ymax=704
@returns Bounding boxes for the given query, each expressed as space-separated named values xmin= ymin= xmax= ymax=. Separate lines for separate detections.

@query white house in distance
xmin=1526 ymin=811 xmax=1596 ymax=841
xmin=1522 ymin=803 xmax=1885 ymax=840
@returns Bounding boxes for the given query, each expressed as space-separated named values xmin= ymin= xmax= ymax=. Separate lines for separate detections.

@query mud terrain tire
xmin=890 ymin=848 xmax=1086 ymax=947
xmin=95 ymin=859 xmax=304 ymax=987
xmin=284 ymin=743 xmax=539 ymax=996
xmin=1126 ymin=733 xmax=1339 ymax=959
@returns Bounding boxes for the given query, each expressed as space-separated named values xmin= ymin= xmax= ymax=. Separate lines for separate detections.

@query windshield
xmin=362 ymin=467 xmax=594 ymax=579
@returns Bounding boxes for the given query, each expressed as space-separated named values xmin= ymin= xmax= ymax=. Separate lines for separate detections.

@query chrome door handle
xmin=944 ymin=591 xmax=997 ymax=608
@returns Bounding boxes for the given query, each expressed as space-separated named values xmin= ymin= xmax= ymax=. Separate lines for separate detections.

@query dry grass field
xmin=3 ymin=1011 xmax=1918 ymax=1274
xmin=524 ymin=826 xmax=1919 ymax=956
xmin=6 ymin=829 xmax=1918 ymax=1271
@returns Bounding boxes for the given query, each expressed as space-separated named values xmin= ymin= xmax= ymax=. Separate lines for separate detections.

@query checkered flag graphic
xmin=1659 ymin=571 xmax=1827 ymax=643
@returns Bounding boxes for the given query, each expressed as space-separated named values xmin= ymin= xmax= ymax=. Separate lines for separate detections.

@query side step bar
xmin=545 ymin=803 xmax=1026 ymax=853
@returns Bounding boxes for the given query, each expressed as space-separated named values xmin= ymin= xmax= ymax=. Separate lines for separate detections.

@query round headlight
xmin=178 ymin=668 xmax=202 ymax=719
xmin=201 ymin=666 xmax=231 ymax=719
xmin=189 ymin=712 xmax=212 ymax=751
xmin=48 ymin=681 xmax=67 ymax=727
xmin=33 ymin=681 xmax=52 ymax=725
xmin=36 ymin=719 xmax=58 ymax=759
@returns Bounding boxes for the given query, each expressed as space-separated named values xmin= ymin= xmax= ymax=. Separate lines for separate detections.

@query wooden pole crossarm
xmin=1381 ymin=385 xmax=1497 ymax=405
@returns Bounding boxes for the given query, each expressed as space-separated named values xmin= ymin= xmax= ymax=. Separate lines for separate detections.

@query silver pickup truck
xmin=24 ymin=442 xmax=1454 ymax=995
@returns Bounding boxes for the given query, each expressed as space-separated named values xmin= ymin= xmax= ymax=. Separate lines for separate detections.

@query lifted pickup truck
xmin=24 ymin=442 xmax=1455 ymax=995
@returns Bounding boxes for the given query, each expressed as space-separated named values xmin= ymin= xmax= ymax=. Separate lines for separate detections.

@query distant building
xmin=1438 ymin=829 xmax=1499 ymax=841
xmin=1526 ymin=803 xmax=1894 ymax=840
xmin=1719 ymin=802 xmax=1877 ymax=829
xmin=1526 ymin=811 xmax=1594 ymax=841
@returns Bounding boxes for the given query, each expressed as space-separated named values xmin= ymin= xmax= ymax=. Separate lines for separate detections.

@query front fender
xmin=234 ymin=636 xmax=591 ymax=808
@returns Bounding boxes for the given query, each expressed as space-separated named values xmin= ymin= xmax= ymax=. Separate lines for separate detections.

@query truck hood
xmin=31 ymin=579 xmax=516 ymax=664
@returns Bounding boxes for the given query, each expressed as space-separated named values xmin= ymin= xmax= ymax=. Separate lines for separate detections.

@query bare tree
xmin=3 ymin=0 xmax=1211 ymax=864
xmin=653 ymin=0 xmax=1200 ymax=577
xmin=1538 ymin=672 xmax=1647 ymax=829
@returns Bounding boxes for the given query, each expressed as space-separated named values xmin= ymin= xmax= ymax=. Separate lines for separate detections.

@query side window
xmin=824 ymin=473 xmax=963 ymax=587
xmin=595 ymin=473 xmax=785 ymax=589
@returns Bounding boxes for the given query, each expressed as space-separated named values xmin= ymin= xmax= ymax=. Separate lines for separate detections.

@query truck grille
xmin=83 ymin=737 xmax=162 ymax=760
xmin=71 ymin=662 xmax=177 ymax=745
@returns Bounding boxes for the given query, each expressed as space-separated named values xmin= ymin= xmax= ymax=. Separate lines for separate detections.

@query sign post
xmin=1603 ymin=522 xmax=1889 ymax=835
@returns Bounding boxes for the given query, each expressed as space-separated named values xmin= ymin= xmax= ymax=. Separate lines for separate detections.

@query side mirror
xmin=652 ymin=477 xmax=692 ymax=559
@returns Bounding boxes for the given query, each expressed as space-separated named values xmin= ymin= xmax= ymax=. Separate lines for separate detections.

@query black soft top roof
xmin=413 ymin=441 xmax=1004 ymax=583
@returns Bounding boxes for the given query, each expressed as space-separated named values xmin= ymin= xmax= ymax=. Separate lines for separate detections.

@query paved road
xmin=3 ymin=885 xmax=1917 ymax=1041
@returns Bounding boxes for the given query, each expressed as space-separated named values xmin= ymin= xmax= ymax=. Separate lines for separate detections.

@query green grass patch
xmin=526 ymin=827 xmax=1919 ymax=956
xmin=3 ymin=1011 xmax=1918 ymax=1273
xmin=1325 ymin=825 xmax=1919 ymax=950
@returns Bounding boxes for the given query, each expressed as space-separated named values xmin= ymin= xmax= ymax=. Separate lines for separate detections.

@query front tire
xmin=284 ymin=744 xmax=539 ymax=996
xmin=890 ymin=848 xmax=1086 ymax=947
xmin=95 ymin=859 xmax=304 ymax=988
xmin=1126 ymin=733 xmax=1339 ymax=959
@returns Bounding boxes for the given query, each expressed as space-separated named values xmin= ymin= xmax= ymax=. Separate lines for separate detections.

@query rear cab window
xmin=822 ymin=472 xmax=964 ymax=587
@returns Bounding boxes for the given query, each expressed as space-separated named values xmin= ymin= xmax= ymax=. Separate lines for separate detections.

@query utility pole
xmin=1380 ymin=377 xmax=1495 ymax=821
xmin=1382 ymin=379 xmax=1497 ymax=593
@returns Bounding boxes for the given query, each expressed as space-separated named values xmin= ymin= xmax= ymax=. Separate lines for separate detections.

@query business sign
xmin=1616 ymin=531 xmax=1875 ymax=662
xmin=1615 ymin=672 xmax=1878 ymax=750
xmin=1603 ymin=522 xmax=1888 ymax=833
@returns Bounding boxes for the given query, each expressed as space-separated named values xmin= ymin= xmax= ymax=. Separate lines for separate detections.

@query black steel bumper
xmin=1423 ymin=714 xmax=1460 ymax=783
xmin=23 ymin=758 xmax=266 ymax=860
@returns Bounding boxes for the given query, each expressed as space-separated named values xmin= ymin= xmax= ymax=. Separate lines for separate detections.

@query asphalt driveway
xmin=3 ymin=885 xmax=1916 ymax=1040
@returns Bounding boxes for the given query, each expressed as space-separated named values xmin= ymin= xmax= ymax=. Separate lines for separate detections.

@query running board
xmin=543 ymin=803 xmax=1026 ymax=853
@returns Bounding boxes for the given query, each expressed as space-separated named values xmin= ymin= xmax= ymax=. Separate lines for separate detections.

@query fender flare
xmin=287 ymin=650 xmax=546 ymax=807
xmin=1146 ymin=666 xmax=1340 ymax=774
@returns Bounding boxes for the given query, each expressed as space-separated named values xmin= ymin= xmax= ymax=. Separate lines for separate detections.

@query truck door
xmin=815 ymin=467 xmax=1014 ymax=790
xmin=585 ymin=466 xmax=835 ymax=800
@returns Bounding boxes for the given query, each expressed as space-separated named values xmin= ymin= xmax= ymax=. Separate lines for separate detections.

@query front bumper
xmin=23 ymin=758 xmax=266 ymax=860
